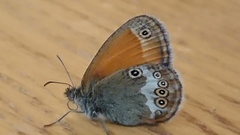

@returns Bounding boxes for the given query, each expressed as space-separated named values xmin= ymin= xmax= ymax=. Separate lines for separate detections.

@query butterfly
xmin=44 ymin=15 xmax=182 ymax=134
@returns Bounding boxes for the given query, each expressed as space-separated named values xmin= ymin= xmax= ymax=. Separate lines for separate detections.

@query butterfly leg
xmin=142 ymin=117 xmax=157 ymax=125
xmin=44 ymin=110 xmax=84 ymax=127
xmin=92 ymin=111 xmax=110 ymax=135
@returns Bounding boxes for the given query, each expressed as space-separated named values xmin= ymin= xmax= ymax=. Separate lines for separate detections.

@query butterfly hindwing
xmin=139 ymin=64 xmax=182 ymax=122
xmin=90 ymin=64 xmax=182 ymax=125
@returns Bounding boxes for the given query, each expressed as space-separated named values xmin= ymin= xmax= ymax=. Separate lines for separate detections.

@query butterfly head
xmin=64 ymin=85 xmax=99 ymax=118
xmin=64 ymin=86 xmax=83 ymax=102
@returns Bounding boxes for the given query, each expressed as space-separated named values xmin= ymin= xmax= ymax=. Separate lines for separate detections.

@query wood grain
xmin=0 ymin=0 xmax=239 ymax=135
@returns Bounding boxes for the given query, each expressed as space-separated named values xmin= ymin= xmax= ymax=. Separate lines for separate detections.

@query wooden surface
xmin=0 ymin=0 xmax=239 ymax=135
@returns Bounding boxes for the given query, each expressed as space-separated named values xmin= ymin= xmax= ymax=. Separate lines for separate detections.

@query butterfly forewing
xmin=81 ymin=15 xmax=172 ymax=92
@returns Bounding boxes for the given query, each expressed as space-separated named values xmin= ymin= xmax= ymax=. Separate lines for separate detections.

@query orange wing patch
xmin=94 ymin=29 xmax=145 ymax=78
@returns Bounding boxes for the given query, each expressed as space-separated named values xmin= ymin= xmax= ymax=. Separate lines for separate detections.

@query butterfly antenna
xmin=56 ymin=55 xmax=75 ymax=87
xmin=43 ymin=81 xmax=72 ymax=87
